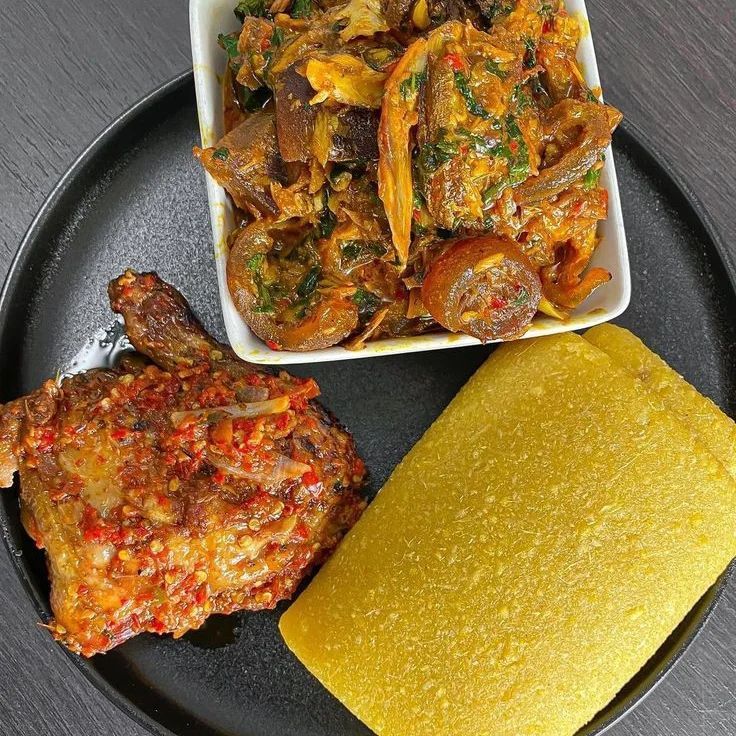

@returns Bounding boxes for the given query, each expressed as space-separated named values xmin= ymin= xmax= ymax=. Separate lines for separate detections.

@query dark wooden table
xmin=1 ymin=1 xmax=735 ymax=734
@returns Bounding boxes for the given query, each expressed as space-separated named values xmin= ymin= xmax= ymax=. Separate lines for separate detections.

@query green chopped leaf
xmin=331 ymin=18 xmax=349 ymax=33
xmin=512 ymin=286 xmax=530 ymax=307
xmin=582 ymin=166 xmax=602 ymax=190
xmin=271 ymin=27 xmax=285 ymax=46
xmin=296 ymin=266 xmax=321 ymax=298
xmin=454 ymin=71 xmax=491 ymax=119
xmin=483 ymin=179 xmax=510 ymax=205
xmin=505 ymin=114 xmax=524 ymax=141
xmin=399 ymin=70 xmax=427 ymax=100
xmin=246 ymin=253 xmax=265 ymax=270
xmin=234 ymin=0 xmax=266 ymax=20
xmin=483 ymin=0 xmax=514 ymax=21
xmin=417 ymin=137 xmax=459 ymax=174
xmin=504 ymin=115 xmax=530 ymax=183
xmin=291 ymin=0 xmax=312 ymax=18
xmin=352 ymin=289 xmax=381 ymax=318
xmin=218 ymin=32 xmax=240 ymax=60
xmin=508 ymin=156 xmax=530 ymax=183
xmin=249 ymin=259 xmax=274 ymax=313
xmin=485 ymin=59 xmax=508 ymax=80
xmin=540 ymin=3 xmax=554 ymax=19
xmin=586 ymin=88 xmax=601 ymax=103
xmin=318 ymin=204 xmax=337 ymax=239
xmin=512 ymin=84 xmax=533 ymax=112
xmin=213 ymin=147 xmax=230 ymax=161
xmin=456 ymin=128 xmax=501 ymax=156
xmin=340 ymin=240 xmax=388 ymax=266
xmin=523 ymin=37 xmax=537 ymax=69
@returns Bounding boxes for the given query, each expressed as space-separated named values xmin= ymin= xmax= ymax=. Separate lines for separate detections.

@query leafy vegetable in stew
xmin=195 ymin=0 xmax=622 ymax=350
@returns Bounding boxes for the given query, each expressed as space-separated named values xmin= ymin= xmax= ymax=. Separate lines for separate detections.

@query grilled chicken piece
xmin=0 ymin=271 xmax=366 ymax=657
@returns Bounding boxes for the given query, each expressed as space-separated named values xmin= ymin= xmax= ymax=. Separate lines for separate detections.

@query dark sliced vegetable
xmin=273 ymin=64 xmax=319 ymax=162
xmin=238 ymin=85 xmax=272 ymax=112
xmin=330 ymin=108 xmax=380 ymax=161
xmin=193 ymin=112 xmax=287 ymax=216
xmin=515 ymin=99 xmax=621 ymax=205
xmin=422 ymin=235 xmax=542 ymax=341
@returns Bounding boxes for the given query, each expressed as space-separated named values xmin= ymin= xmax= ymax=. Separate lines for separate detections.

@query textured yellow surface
xmin=585 ymin=324 xmax=736 ymax=481
xmin=280 ymin=333 xmax=736 ymax=736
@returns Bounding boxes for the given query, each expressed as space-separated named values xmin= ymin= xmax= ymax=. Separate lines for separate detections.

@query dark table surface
xmin=1 ymin=1 xmax=735 ymax=734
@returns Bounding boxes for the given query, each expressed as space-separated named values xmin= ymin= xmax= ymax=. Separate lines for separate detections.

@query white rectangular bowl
xmin=190 ymin=0 xmax=630 ymax=364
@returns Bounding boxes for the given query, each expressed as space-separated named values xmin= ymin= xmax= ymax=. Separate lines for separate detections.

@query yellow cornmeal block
xmin=280 ymin=333 xmax=736 ymax=736
xmin=585 ymin=323 xmax=736 ymax=481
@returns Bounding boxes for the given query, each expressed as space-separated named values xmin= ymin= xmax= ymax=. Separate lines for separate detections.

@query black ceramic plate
xmin=1 ymin=71 xmax=735 ymax=736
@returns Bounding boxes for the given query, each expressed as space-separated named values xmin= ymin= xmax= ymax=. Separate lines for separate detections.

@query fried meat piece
xmin=0 ymin=271 xmax=365 ymax=656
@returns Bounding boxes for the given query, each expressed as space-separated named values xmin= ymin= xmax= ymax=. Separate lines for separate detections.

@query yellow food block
xmin=280 ymin=333 xmax=736 ymax=736
xmin=585 ymin=323 xmax=736 ymax=480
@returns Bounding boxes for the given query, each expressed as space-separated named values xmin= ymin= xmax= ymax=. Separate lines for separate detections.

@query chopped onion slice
xmin=171 ymin=396 xmax=290 ymax=426
xmin=207 ymin=451 xmax=310 ymax=487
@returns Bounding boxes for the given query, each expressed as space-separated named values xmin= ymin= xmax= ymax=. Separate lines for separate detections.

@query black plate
xmin=1 ymin=71 xmax=735 ymax=736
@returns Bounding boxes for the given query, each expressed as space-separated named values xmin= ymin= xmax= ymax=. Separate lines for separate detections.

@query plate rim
xmin=0 ymin=69 xmax=734 ymax=736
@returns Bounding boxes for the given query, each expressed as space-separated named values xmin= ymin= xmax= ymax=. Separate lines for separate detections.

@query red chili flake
xmin=443 ymin=52 xmax=465 ymax=72
xmin=491 ymin=296 xmax=508 ymax=309
xmin=36 ymin=427 xmax=57 ymax=454
xmin=571 ymin=201 xmax=584 ymax=217
xmin=290 ymin=396 xmax=308 ymax=412
xmin=245 ymin=373 xmax=262 ymax=386
xmin=260 ymin=37 xmax=270 ymax=51
xmin=213 ymin=469 xmax=227 ymax=485
xmin=412 ymin=209 xmax=421 ymax=222
xmin=110 ymin=427 xmax=129 ymax=441
xmin=509 ymin=140 xmax=519 ymax=154
xmin=150 ymin=618 xmax=166 ymax=634
xmin=542 ymin=19 xmax=553 ymax=33
xmin=275 ymin=413 xmax=290 ymax=431
xmin=77 ymin=584 xmax=89 ymax=596
xmin=302 ymin=470 xmax=319 ymax=487
xmin=195 ymin=586 xmax=207 ymax=605
xmin=293 ymin=522 xmax=311 ymax=541
xmin=266 ymin=340 xmax=281 ymax=351
xmin=459 ymin=144 xmax=469 ymax=155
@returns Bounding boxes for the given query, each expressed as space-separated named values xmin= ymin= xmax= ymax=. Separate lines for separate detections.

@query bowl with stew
xmin=190 ymin=0 xmax=630 ymax=364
